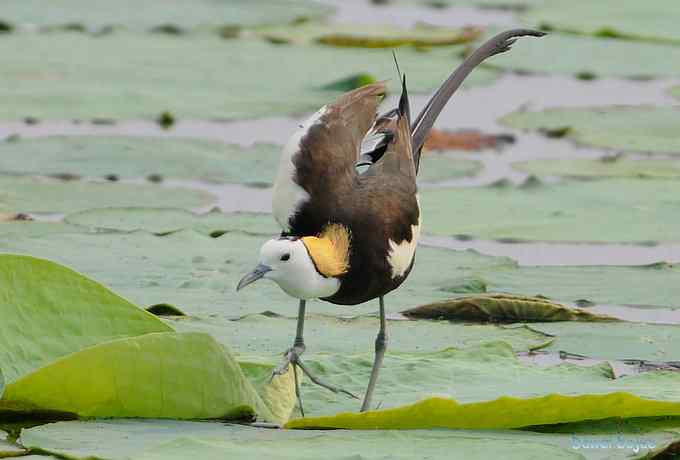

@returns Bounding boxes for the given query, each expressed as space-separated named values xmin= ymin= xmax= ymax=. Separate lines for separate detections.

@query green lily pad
xmin=502 ymin=107 xmax=680 ymax=154
xmin=513 ymin=158 xmax=680 ymax=179
xmin=21 ymin=419 xmax=675 ymax=460
xmin=288 ymin=342 xmax=680 ymax=427
xmin=0 ymin=0 xmax=332 ymax=32
xmin=417 ymin=154 xmax=483 ymax=182
xmin=0 ymin=254 xmax=293 ymax=423
xmin=1 ymin=230 xmax=679 ymax=319
xmin=256 ymin=22 xmax=480 ymax=47
xmin=65 ymin=208 xmax=278 ymax=236
xmin=0 ymin=176 xmax=214 ymax=215
xmin=0 ymin=136 xmax=281 ymax=185
xmin=0 ymin=34 xmax=496 ymax=121
xmin=0 ymin=221 xmax=83 ymax=237
xmin=530 ymin=322 xmax=680 ymax=362
xmin=421 ymin=179 xmax=680 ymax=242
xmin=402 ymin=294 xmax=617 ymax=322
xmin=487 ymin=33 xmax=680 ymax=78
xmin=168 ymin=314 xmax=554 ymax=357
xmin=522 ymin=0 xmax=680 ymax=44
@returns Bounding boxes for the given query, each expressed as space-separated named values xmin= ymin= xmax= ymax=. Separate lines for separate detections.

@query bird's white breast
xmin=272 ymin=106 xmax=328 ymax=231
xmin=387 ymin=196 xmax=421 ymax=279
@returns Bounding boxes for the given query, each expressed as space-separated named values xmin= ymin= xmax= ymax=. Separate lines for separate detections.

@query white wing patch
xmin=272 ymin=106 xmax=328 ymax=231
xmin=387 ymin=196 xmax=421 ymax=279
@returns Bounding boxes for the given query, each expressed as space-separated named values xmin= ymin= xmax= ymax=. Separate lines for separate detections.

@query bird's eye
xmin=280 ymin=253 xmax=291 ymax=261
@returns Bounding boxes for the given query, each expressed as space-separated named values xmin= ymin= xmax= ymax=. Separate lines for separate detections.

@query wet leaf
xmin=522 ymin=0 xmax=680 ymax=44
xmin=169 ymin=314 xmax=554 ymax=357
xmin=502 ymin=107 xmax=680 ymax=154
xmin=487 ymin=33 xmax=680 ymax=78
xmin=0 ymin=0 xmax=331 ymax=32
xmin=0 ymin=176 xmax=213 ymax=215
xmin=21 ymin=419 xmax=673 ymax=460
xmin=0 ymin=34 xmax=496 ymax=121
xmin=513 ymin=158 xmax=680 ymax=179
xmin=0 ymin=136 xmax=282 ymax=185
xmin=402 ymin=294 xmax=617 ymax=322
xmin=530 ymin=322 xmax=680 ymax=362
xmin=421 ymin=179 xmax=680 ymax=242
xmin=65 ymin=208 xmax=278 ymax=236
xmin=286 ymin=342 xmax=680 ymax=428
xmin=256 ymin=22 xmax=481 ymax=48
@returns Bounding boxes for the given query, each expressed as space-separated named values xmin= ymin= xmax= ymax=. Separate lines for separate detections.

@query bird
xmin=237 ymin=29 xmax=545 ymax=416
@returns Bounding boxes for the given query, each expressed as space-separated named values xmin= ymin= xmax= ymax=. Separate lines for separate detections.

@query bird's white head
xmin=237 ymin=224 xmax=351 ymax=300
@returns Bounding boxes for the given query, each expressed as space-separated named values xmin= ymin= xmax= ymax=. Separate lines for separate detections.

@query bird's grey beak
xmin=237 ymin=263 xmax=272 ymax=291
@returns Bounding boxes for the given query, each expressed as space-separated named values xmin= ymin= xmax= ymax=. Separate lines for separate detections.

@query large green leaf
xmin=1 ymin=230 xmax=679 ymax=319
xmin=421 ymin=179 xmax=680 ymax=242
xmin=19 ymin=419 xmax=679 ymax=460
xmin=0 ymin=254 xmax=170 ymax=385
xmin=530 ymin=322 xmax=680 ymax=362
xmin=0 ymin=176 xmax=213 ymax=215
xmin=286 ymin=342 xmax=680 ymax=428
xmin=0 ymin=137 xmax=281 ymax=185
xmin=0 ymin=0 xmax=331 ymax=31
xmin=65 ymin=208 xmax=278 ymax=236
xmin=3 ymin=332 xmax=275 ymax=421
xmin=168 ymin=314 xmax=554 ymax=357
xmin=521 ymin=0 xmax=680 ymax=44
xmin=502 ymin=107 xmax=680 ymax=154
xmin=513 ymin=158 xmax=680 ymax=179
xmin=487 ymin=33 xmax=680 ymax=78
xmin=0 ymin=34 xmax=496 ymax=121
xmin=0 ymin=221 xmax=84 ymax=238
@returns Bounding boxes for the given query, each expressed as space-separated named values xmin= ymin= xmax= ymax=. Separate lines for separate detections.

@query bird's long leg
xmin=360 ymin=296 xmax=388 ymax=412
xmin=271 ymin=300 xmax=358 ymax=416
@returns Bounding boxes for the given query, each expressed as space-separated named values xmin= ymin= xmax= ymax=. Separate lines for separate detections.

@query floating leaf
xmin=0 ymin=0 xmax=331 ymax=32
xmin=487 ymin=33 xmax=680 ymax=78
xmin=402 ymin=294 xmax=617 ymax=322
xmin=0 ymin=430 xmax=25 ymax=457
xmin=65 ymin=208 xmax=278 ymax=236
xmin=21 ymin=419 xmax=675 ymax=460
xmin=257 ymin=22 xmax=480 ymax=48
xmin=285 ymin=342 xmax=680 ymax=428
xmin=421 ymin=179 xmax=680 ymax=242
xmin=424 ymin=129 xmax=514 ymax=152
xmin=0 ymin=136 xmax=281 ymax=185
xmin=0 ymin=221 xmax=83 ymax=238
xmin=0 ymin=176 xmax=213 ymax=215
xmin=502 ymin=107 xmax=680 ymax=154
xmin=522 ymin=0 xmax=680 ymax=44
xmin=169 ymin=314 xmax=554 ymax=357
xmin=321 ymin=73 xmax=377 ymax=91
xmin=0 ymin=34 xmax=496 ymax=121
xmin=530 ymin=322 xmax=680 ymax=362
xmin=513 ymin=158 xmax=680 ymax=179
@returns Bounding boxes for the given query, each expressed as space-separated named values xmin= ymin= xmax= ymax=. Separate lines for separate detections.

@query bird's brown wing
xmin=273 ymin=83 xmax=386 ymax=232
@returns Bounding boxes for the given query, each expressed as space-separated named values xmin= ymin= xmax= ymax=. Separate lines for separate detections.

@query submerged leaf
xmin=402 ymin=294 xmax=617 ymax=322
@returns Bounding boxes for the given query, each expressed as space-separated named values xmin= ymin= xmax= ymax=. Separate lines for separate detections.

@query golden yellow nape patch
xmin=301 ymin=224 xmax=351 ymax=277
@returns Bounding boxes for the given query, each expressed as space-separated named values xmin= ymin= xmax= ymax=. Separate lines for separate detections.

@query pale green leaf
xmin=513 ymin=158 xmax=680 ymax=179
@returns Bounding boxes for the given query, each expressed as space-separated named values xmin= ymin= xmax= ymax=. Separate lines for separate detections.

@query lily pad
xmin=522 ymin=0 xmax=680 ymax=44
xmin=0 ymin=136 xmax=281 ymax=185
xmin=0 ymin=34 xmax=496 ymax=121
xmin=21 ymin=419 xmax=675 ymax=460
xmin=0 ymin=0 xmax=332 ymax=32
xmin=513 ymin=158 xmax=680 ymax=179
xmin=286 ymin=342 xmax=680 ymax=428
xmin=502 ymin=107 xmax=680 ymax=154
xmin=256 ymin=22 xmax=480 ymax=47
xmin=0 ymin=176 xmax=214 ymax=215
xmin=487 ymin=33 xmax=680 ymax=78
xmin=402 ymin=294 xmax=617 ymax=322
xmin=530 ymin=322 xmax=680 ymax=362
xmin=168 ymin=314 xmax=554 ymax=357
xmin=65 ymin=208 xmax=278 ymax=236
xmin=0 ymin=221 xmax=83 ymax=237
xmin=417 ymin=154 xmax=483 ymax=182
xmin=1 ymin=230 xmax=679 ymax=319
xmin=421 ymin=179 xmax=680 ymax=242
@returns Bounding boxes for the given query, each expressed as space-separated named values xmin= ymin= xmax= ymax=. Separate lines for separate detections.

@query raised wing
xmin=273 ymin=83 xmax=386 ymax=231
